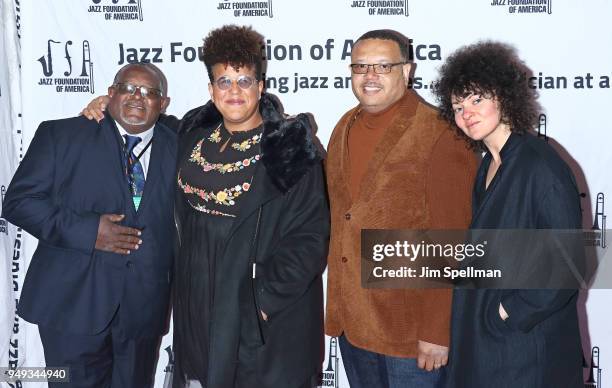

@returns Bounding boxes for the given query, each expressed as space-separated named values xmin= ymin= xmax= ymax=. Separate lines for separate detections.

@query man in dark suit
xmin=2 ymin=63 xmax=176 ymax=388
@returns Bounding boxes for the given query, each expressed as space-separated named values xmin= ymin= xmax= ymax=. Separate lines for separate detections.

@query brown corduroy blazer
xmin=324 ymin=91 xmax=478 ymax=357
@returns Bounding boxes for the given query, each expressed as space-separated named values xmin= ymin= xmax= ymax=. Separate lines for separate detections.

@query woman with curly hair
xmin=83 ymin=25 xmax=329 ymax=388
xmin=433 ymin=42 xmax=583 ymax=387
xmin=170 ymin=25 xmax=328 ymax=388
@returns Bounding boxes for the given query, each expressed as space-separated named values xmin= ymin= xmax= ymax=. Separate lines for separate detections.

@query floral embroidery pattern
xmin=231 ymin=133 xmax=262 ymax=152
xmin=207 ymin=124 xmax=262 ymax=152
xmin=182 ymin=125 xmax=262 ymax=217
xmin=187 ymin=200 xmax=235 ymax=217
xmin=208 ymin=124 xmax=222 ymax=143
xmin=178 ymin=173 xmax=251 ymax=207
xmin=190 ymin=138 xmax=260 ymax=174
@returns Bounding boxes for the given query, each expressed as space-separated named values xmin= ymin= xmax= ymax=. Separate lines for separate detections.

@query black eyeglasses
xmin=214 ymin=75 xmax=258 ymax=90
xmin=349 ymin=62 xmax=406 ymax=74
xmin=113 ymin=83 xmax=163 ymax=98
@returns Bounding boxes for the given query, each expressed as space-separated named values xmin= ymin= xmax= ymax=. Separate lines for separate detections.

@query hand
xmin=81 ymin=95 xmax=110 ymax=122
xmin=417 ymin=340 xmax=448 ymax=371
xmin=95 ymin=214 xmax=142 ymax=255
xmin=261 ymin=311 xmax=268 ymax=321
xmin=499 ymin=302 xmax=509 ymax=321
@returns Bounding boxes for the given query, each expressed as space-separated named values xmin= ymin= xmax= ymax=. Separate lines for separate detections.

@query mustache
xmin=123 ymin=101 xmax=145 ymax=109
xmin=362 ymin=82 xmax=383 ymax=88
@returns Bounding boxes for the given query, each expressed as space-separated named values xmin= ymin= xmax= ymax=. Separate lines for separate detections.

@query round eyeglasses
xmin=214 ymin=75 xmax=258 ymax=90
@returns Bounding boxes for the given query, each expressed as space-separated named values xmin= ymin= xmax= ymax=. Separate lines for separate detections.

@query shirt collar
xmin=114 ymin=120 xmax=155 ymax=144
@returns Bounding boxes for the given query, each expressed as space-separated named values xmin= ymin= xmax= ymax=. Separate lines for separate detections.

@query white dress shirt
xmin=114 ymin=121 xmax=154 ymax=179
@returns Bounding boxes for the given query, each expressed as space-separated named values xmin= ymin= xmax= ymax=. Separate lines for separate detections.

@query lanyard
xmin=126 ymin=137 xmax=153 ymax=162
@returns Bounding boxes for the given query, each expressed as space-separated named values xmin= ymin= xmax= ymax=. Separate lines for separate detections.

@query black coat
xmin=446 ymin=133 xmax=583 ymax=388
xmin=173 ymin=94 xmax=330 ymax=388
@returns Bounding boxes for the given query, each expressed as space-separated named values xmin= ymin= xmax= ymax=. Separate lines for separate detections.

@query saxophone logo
xmin=348 ymin=0 xmax=409 ymax=16
xmin=318 ymin=337 xmax=341 ymax=387
xmin=162 ymin=345 xmax=174 ymax=388
xmin=584 ymin=346 xmax=602 ymax=388
xmin=592 ymin=193 xmax=607 ymax=248
xmin=490 ymin=0 xmax=552 ymax=14
xmin=1 ymin=185 xmax=8 ymax=235
xmin=37 ymin=39 xmax=95 ymax=94
xmin=87 ymin=0 xmax=143 ymax=21
xmin=216 ymin=0 xmax=274 ymax=17
xmin=537 ymin=113 xmax=548 ymax=142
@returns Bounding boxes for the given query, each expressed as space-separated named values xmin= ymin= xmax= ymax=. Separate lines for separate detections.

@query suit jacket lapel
xmin=137 ymin=123 xmax=169 ymax=215
xmin=100 ymin=116 xmax=136 ymax=215
xmin=470 ymin=133 xmax=520 ymax=226
xmin=331 ymin=107 xmax=358 ymax=207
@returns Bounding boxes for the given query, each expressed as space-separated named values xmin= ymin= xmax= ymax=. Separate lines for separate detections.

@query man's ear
xmin=160 ymin=97 xmax=171 ymax=113
xmin=108 ymin=86 xmax=115 ymax=98
xmin=402 ymin=63 xmax=412 ymax=86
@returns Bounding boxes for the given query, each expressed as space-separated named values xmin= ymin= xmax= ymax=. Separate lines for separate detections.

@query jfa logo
xmin=584 ymin=346 xmax=602 ymax=388
xmin=88 ymin=0 xmax=143 ymax=21
xmin=216 ymin=1 xmax=273 ymax=18
xmin=1 ymin=185 xmax=8 ymax=235
xmin=319 ymin=337 xmax=341 ymax=387
xmin=592 ymin=193 xmax=607 ymax=248
xmin=162 ymin=345 xmax=174 ymax=387
xmin=349 ymin=0 xmax=409 ymax=17
xmin=537 ymin=114 xmax=547 ymax=141
xmin=490 ymin=0 xmax=552 ymax=14
xmin=37 ymin=39 xmax=94 ymax=94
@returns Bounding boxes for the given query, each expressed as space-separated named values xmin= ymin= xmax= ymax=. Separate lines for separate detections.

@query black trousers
xmin=235 ymin=342 xmax=317 ymax=388
xmin=39 ymin=309 xmax=160 ymax=388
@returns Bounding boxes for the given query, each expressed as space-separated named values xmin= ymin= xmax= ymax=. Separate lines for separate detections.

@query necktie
xmin=123 ymin=134 xmax=145 ymax=210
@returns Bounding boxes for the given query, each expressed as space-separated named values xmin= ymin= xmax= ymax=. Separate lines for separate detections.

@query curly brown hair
xmin=201 ymin=25 xmax=264 ymax=83
xmin=433 ymin=41 xmax=541 ymax=150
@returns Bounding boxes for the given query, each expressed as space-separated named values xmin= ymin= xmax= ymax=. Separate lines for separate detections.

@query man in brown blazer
xmin=325 ymin=30 xmax=477 ymax=387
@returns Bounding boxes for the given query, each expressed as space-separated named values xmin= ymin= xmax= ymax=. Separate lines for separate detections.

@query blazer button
xmin=344 ymin=213 xmax=351 ymax=220
xmin=126 ymin=261 xmax=133 ymax=268
xmin=341 ymin=257 xmax=348 ymax=263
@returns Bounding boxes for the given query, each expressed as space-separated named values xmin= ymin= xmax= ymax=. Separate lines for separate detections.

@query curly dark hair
xmin=434 ymin=41 xmax=540 ymax=150
xmin=201 ymin=25 xmax=264 ymax=82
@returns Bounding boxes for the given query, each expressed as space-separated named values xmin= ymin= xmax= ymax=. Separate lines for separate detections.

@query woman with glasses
xmin=172 ymin=25 xmax=329 ymax=388
xmin=433 ymin=41 xmax=583 ymax=387
xmin=83 ymin=25 xmax=329 ymax=388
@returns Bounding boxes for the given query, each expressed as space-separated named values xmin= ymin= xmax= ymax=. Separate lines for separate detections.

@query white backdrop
xmin=1 ymin=0 xmax=611 ymax=387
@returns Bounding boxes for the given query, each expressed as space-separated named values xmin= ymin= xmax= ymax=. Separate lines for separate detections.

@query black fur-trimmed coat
xmin=169 ymin=93 xmax=330 ymax=388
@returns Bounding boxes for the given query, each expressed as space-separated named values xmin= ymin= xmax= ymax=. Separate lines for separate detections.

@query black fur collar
xmin=180 ymin=93 xmax=321 ymax=193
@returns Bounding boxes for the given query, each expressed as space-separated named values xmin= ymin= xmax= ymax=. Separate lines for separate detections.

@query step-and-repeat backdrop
xmin=1 ymin=0 xmax=610 ymax=387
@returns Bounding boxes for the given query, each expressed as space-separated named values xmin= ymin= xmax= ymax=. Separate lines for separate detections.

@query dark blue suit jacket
xmin=2 ymin=114 xmax=177 ymax=339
